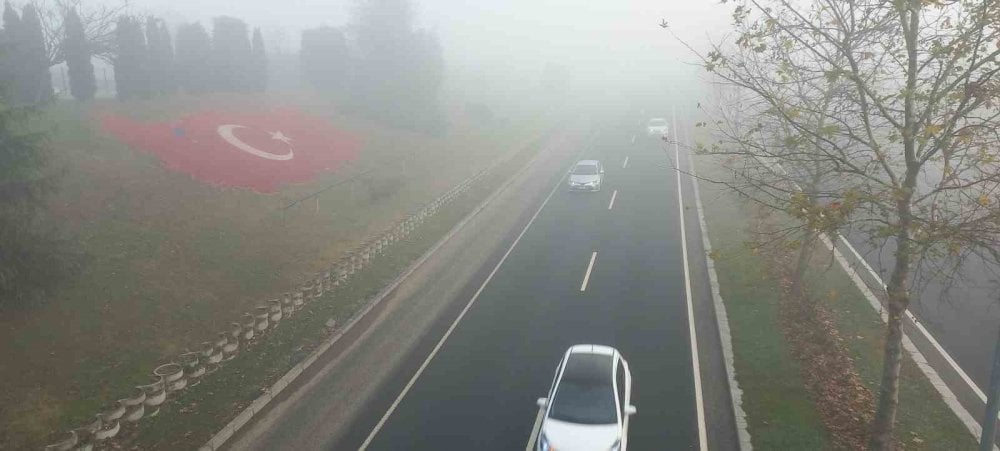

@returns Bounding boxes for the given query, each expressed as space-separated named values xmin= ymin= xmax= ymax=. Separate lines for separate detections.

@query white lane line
xmin=525 ymin=406 xmax=545 ymax=451
xmin=608 ymin=190 xmax=618 ymax=210
xmin=672 ymin=105 xmax=709 ymax=451
xmin=623 ymin=156 xmax=630 ymax=169
xmin=681 ymin=123 xmax=753 ymax=449
xmin=631 ymin=134 xmax=636 ymax=144
xmin=580 ymin=252 xmax=598 ymax=292
xmin=359 ymin=140 xmax=594 ymax=450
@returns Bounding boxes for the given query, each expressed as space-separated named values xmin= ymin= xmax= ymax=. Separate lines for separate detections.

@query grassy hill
xmin=0 ymin=91 xmax=549 ymax=448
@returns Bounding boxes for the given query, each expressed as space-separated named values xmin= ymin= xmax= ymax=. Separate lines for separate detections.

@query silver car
xmin=568 ymin=160 xmax=604 ymax=192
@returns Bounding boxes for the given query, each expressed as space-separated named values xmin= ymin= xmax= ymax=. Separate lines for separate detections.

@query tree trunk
xmin=791 ymin=227 xmax=816 ymax=302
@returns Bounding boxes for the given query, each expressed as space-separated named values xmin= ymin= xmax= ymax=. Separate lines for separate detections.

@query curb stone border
xmin=685 ymin=132 xmax=753 ymax=450
xmin=198 ymin=130 xmax=565 ymax=451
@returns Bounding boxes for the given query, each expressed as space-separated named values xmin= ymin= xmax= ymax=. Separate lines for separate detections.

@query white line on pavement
xmin=623 ymin=156 xmax=630 ymax=169
xmin=608 ymin=190 xmax=618 ymax=210
xmin=672 ymin=106 xmax=709 ymax=451
xmin=525 ymin=406 xmax=545 ymax=451
xmin=580 ymin=252 xmax=598 ymax=292
xmin=359 ymin=139 xmax=594 ymax=450
xmin=631 ymin=134 xmax=636 ymax=144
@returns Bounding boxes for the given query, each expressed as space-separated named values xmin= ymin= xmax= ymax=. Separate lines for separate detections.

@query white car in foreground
xmin=646 ymin=118 xmax=669 ymax=138
xmin=536 ymin=345 xmax=636 ymax=451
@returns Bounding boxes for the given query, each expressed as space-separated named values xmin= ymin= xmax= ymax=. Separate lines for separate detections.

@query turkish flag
xmin=100 ymin=108 xmax=361 ymax=192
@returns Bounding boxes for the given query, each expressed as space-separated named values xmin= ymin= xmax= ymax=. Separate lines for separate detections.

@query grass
xmin=0 ymin=92 xmax=553 ymax=449
xmin=694 ymin=153 xmax=977 ymax=449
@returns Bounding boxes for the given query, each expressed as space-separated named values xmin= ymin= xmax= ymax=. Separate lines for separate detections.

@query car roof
xmin=649 ymin=117 xmax=667 ymax=122
xmin=567 ymin=344 xmax=617 ymax=356
xmin=575 ymin=160 xmax=600 ymax=166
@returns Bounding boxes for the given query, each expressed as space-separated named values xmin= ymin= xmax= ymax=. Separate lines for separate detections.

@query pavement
xmin=223 ymin=110 xmax=739 ymax=451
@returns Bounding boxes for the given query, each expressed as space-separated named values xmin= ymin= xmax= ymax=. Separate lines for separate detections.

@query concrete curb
xmin=198 ymin=130 xmax=563 ymax=451
xmin=686 ymin=139 xmax=753 ymax=450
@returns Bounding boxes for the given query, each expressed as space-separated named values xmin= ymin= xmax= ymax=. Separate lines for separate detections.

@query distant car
xmin=568 ymin=160 xmax=604 ymax=192
xmin=646 ymin=118 xmax=669 ymax=138
xmin=536 ymin=345 xmax=636 ymax=451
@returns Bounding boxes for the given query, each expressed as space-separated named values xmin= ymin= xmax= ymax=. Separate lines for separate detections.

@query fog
xmin=124 ymin=0 xmax=731 ymax=113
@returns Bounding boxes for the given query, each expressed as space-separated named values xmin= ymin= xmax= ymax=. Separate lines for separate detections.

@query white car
xmin=536 ymin=345 xmax=636 ymax=451
xmin=646 ymin=118 xmax=669 ymax=138
xmin=568 ymin=160 xmax=604 ymax=192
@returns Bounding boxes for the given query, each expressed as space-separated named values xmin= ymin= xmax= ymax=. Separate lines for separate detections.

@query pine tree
xmin=64 ymin=8 xmax=95 ymax=101
xmin=19 ymin=5 xmax=51 ymax=103
xmin=113 ymin=16 xmax=148 ymax=100
xmin=156 ymin=21 xmax=175 ymax=93
xmin=210 ymin=16 xmax=252 ymax=92
xmin=250 ymin=27 xmax=267 ymax=93
xmin=174 ymin=22 xmax=211 ymax=94
xmin=300 ymin=26 xmax=350 ymax=93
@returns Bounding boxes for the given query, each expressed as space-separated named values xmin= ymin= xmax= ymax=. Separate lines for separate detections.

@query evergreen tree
xmin=113 ymin=16 xmax=148 ymax=100
xmin=64 ymin=8 xmax=95 ymax=101
xmin=19 ymin=5 xmax=51 ymax=103
xmin=299 ymin=26 xmax=350 ymax=93
xmin=250 ymin=27 xmax=267 ymax=92
xmin=0 ymin=3 xmax=17 ymax=97
xmin=174 ymin=22 xmax=211 ymax=94
xmin=210 ymin=16 xmax=252 ymax=92
xmin=156 ymin=21 xmax=175 ymax=93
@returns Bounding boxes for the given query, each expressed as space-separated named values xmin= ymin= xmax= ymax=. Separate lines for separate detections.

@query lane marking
xmin=608 ymin=190 xmax=618 ymax=210
xmin=672 ymin=106 xmax=709 ymax=451
xmin=623 ymin=156 xmax=630 ymax=169
xmin=631 ymin=134 xmax=636 ymax=144
xmin=580 ymin=251 xmax=598 ymax=292
xmin=359 ymin=136 xmax=596 ymax=450
xmin=681 ymin=123 xmax=753 ymax=449
xmin=525 ymin=405 xmax=545 ymax=451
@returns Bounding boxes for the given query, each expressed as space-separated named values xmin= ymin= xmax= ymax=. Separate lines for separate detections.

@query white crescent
xmin=217 ymin=124 xmax=294 ymax=161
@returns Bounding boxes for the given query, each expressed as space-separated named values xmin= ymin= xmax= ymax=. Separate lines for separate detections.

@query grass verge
xmin=695 ymin=153 xmax=977 ymax=450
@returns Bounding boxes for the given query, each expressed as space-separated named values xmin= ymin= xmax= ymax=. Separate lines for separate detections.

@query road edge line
xmin=673 ymin=106 xmax=709 ymax=451
xmin=681 ymin=122 xmax=753 ymax=450
xmin=358 ymin=132 xmax=597 ymax=450
xmin=198 ymin=129 xmax=565 ymax=451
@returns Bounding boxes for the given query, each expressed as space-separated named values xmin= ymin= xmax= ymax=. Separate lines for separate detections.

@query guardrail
xmin=43 ymin=164 xmax=498 ymax=451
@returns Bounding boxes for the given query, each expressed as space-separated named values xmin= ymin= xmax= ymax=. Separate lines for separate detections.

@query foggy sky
xmin=97 ymin=0 xmax=732 ymax=108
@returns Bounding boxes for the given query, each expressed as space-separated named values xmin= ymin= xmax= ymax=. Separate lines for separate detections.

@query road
xmin=348 ymin=114 xmax=703 ymax=450
xmin=224 ymin=111 xmax=738 ymax=451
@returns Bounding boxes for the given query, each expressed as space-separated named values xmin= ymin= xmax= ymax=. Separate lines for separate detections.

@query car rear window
xmin=548 ymin=353 xmax=617 ymax=425
xmin=573 ymin=164 xmax=598 ymax=175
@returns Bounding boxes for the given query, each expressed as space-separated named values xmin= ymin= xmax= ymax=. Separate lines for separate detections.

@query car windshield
xmin=649 ymin=119 xmax=667 ymax=126
xmin=574 ymin=164 xmax=599 ymax=175
xmin=549 ymin=353 xmax=617 ymax=425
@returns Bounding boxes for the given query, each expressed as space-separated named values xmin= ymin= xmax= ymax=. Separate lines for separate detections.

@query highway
xmin=349 ymin=113 xmax=703 ymax=450
xmin=225 ymin=110 xmax=738 ymax=451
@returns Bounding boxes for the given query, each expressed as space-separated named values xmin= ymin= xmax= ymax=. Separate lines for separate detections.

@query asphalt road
xmin=344 ymin=116 xmax=702 ymax=450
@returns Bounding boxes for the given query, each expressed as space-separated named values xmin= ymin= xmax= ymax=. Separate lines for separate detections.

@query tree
xmin=1 ymin=1 xmax=21 ymax=98
xmin=210 ymin=16 xmax=252 ymax=92
xmin=682 ymin=1 xmax=1000 ymax=448
xmin=145 ymin=16 xmax=173 ymax=95
xmin=299 ymin=26 xmax=350 ymax=93
xmin=174 ymin=22 xmax=211 ymax=94
xmin=63 ymin=7 xmax=95 ymax=101
xmin=10 ymin=4 xmax=51 ymax=103
xmin=250 ymin=27 xmax=266 ymax=93
xmin=35 ymin=0 xmax=129 ymax=66
xmin=351 ymin=0 xmax=445 ymax=129
xmin=112 ymin=15 xmax=147 ymax=100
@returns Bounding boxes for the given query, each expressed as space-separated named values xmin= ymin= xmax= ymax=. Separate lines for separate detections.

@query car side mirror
xmin=536 ymin=397 xmax=548 ymax=408
xmin=625 ymin=405 xmax=637 ymax=415
xmin=600 ymin=168 xmax=605 ymax=174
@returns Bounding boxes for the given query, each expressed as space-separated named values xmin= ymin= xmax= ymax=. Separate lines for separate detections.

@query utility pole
xmin=980 ymin=325 xmax=1000 ymax=450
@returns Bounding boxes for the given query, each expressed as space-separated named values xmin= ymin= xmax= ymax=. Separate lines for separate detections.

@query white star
xmin=269 ymin=131 xmax=292 ymax=144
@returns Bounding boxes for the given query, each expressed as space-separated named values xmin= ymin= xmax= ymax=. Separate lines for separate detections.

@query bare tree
xmin=675 ymin=0 xmax=1000 ymax=448
xmin=35 ymin=0 xmax=129 ymax=65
